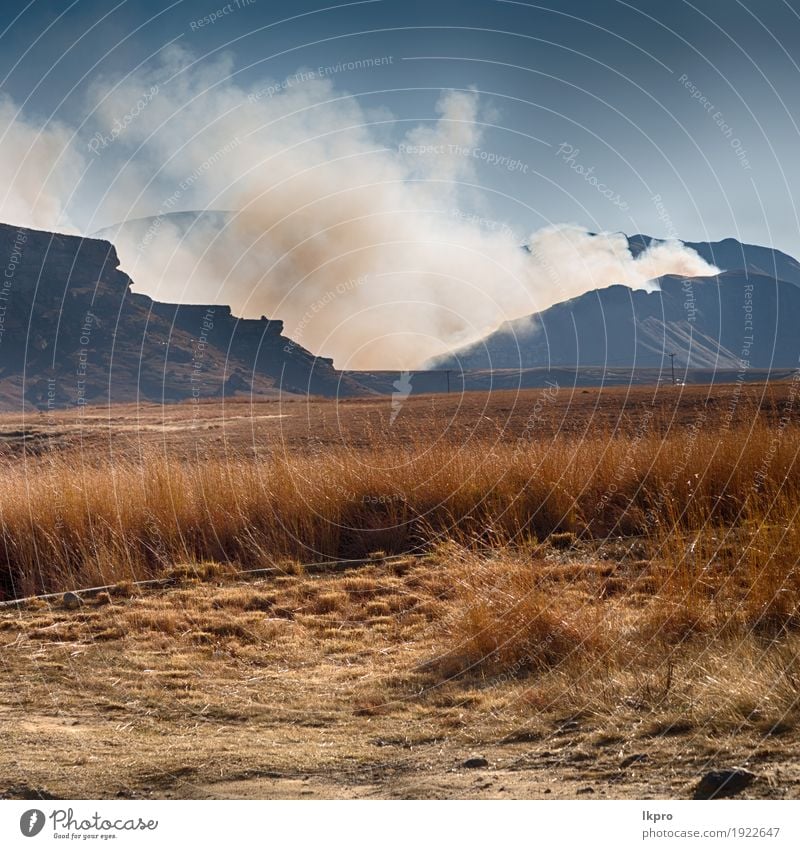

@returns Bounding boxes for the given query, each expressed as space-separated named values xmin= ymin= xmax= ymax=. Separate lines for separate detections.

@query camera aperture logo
xmin=18 ymin=808 xmax=158 ymax=839
xmin=390 ymin=371 xmax=413 ymax=425
xmin=20 ymin=810 xmax=45 ymax=837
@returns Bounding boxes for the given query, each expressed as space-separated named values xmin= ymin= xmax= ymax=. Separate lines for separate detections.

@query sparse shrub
xmin=274 ymin=559 xmax=305 ymax=576
xmin=437 ymin=551 xmax=608 ymax=677
xmin=548 ymin=531 xmax=578 ymax=551
xmin=110 ymin=581 xmax=136 ymax=599
xmin=308 ymin=591 xmax=349 ymax=615
xmin=365 ymin=600 xmax=392 ymax=617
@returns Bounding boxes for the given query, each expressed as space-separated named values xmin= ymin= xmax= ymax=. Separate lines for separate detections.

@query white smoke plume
xmin=0 ymin=46 xmax=719 ymax=369
xmin=0 ymin=95 xmax=85 ymax=232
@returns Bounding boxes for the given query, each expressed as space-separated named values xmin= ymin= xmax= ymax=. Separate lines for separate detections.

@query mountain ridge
xmin=3 ymin=218 xmax=798 ymax=411
xmin=0 ymin=221 xmax=368 ymax=410
xmin=434 ymin=234 xmax=800 ymax=373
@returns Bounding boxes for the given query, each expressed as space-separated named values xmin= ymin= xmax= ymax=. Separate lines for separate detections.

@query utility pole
xmin=446 ymin=370 xmax=451 ymax=394
xmin=669 ymin=352 xmax=676 ymax=385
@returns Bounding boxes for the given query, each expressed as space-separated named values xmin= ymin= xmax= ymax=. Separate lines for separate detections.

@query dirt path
xmin=1 ymin=563 xmax=798 ymax=801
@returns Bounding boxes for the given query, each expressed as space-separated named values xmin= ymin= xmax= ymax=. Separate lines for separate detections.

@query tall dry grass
xmin=1 ymin=416 xmax=799 ymax=599
xmin=434 ymin=545 xmax=800 ymax=733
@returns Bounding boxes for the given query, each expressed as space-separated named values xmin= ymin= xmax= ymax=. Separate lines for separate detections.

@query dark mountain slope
xmin=435 ymin=269 xmax=799 ymax=372
xmin=0 ymin=222 xmax=366 ymax=409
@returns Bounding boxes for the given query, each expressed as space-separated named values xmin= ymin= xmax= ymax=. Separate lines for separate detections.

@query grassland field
xmin=1 ymin=380 xmax=800 ymax=799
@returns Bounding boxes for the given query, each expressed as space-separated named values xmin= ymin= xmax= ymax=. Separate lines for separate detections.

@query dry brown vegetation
xmin=1 ymin=382 xmax=800 ymax=798
xmin=2 ymin=546 xmax=799 ymax=799
xmin=2 ymin=404 xmax=799 ymax=604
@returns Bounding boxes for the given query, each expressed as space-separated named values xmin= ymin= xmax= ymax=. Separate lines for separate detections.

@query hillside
xmin=436 ymin=235 xmax=800 ymax=373
xmin=0 ymin=222 xmax=367 ymax=410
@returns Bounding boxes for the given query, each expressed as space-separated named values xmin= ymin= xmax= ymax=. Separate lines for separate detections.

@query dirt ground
xmin=2 ymin=382 xmax=799 ymax=800
xmin=1 ymin=555 xmax=797 ymax=801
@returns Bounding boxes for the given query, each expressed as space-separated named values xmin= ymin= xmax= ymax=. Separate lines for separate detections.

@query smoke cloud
xmin=0 ymin=95 xmax=85 ymax=232
xmin=0 ymin=46 xmax=719 ymax=369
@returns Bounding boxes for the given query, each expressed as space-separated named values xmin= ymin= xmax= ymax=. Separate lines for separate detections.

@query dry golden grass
xmin=1 ymin=409 xmax=799 ymax=603
xmin=1 ymin=547 xmax=799 ymax=799
xmin=2 ymin=389 xmax=800 ymax=797
xmin=434 ymin=546 xmax=800 ymax=735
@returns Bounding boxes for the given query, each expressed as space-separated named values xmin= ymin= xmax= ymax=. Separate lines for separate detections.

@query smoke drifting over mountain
xmin=0 ymin=95 xmax=84 ymax=232
xmin=0 ymin=47 xmax=719 ymax=368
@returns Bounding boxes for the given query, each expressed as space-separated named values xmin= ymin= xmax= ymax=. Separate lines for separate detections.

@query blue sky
xmin=2 ymin=0 xmax=800 ymax=252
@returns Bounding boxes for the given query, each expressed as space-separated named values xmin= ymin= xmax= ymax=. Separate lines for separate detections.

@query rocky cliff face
xmin=0 ymin=222 xmax=366 ymax=409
